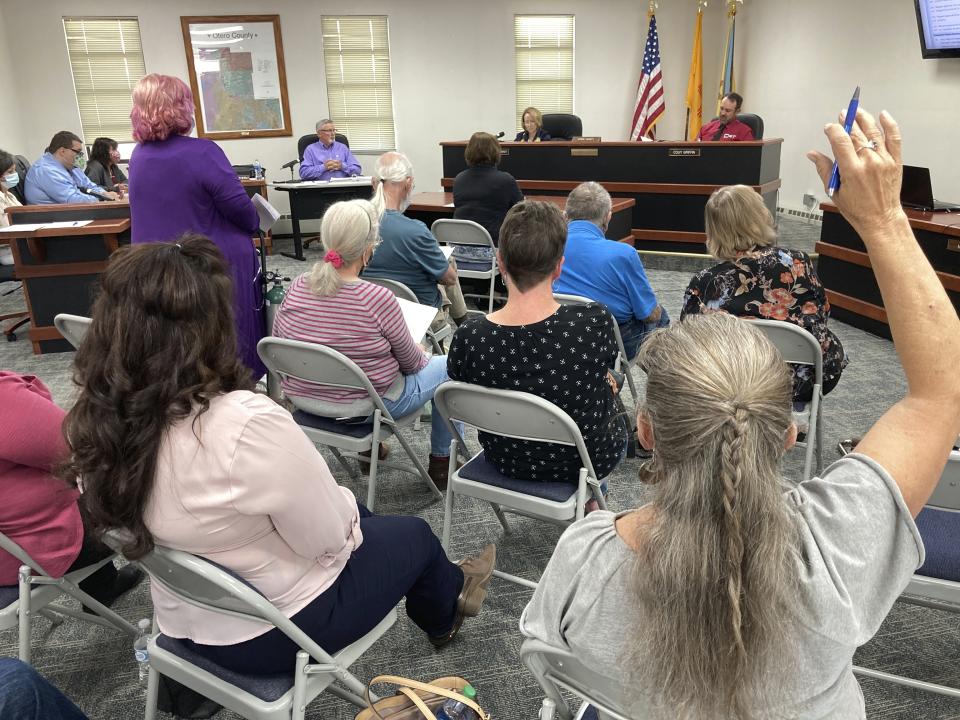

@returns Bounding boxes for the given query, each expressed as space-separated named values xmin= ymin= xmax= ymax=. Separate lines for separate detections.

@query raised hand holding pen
xmin=826 ymin=86 xmax=860 ymax=197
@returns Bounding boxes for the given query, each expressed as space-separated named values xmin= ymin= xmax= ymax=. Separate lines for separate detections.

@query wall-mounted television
xmin=915 ymin=0 xmax=960 ymax=58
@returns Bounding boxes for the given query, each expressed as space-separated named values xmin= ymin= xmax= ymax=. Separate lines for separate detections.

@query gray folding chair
xmin=0 ymin=531 xmax=137 ymax=663
xmin=431 ymin=219 xmax=500 ymax=313
xmin=54 ymin=313 xmax=92 ymax=349
xmin=102 ymin=530 xmax=395 ymax=720
xmin=434 ymin=382 xmax=607 ymax=589
xmin=751 ymin=319 xmax=823 ymax=481
xmin=364 ymin=277 xmax=451 ymax=353
xmin=257 ymin=337 xmax=443 ymax=511
xmin=854 ymin=450 xmax=960 ymax=699
xmin=521 ymin=638 xmax=633 ymax=720
xmin=553 ymin=293 xmax=639 ymax=406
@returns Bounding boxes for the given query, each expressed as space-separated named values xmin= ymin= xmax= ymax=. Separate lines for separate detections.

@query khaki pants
xmin=430 ymin=258 xmax=467 ymax=332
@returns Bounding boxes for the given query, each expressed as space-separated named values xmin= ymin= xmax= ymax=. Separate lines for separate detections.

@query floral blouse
xmin=681 ymin=246 xmax=847 ymax=402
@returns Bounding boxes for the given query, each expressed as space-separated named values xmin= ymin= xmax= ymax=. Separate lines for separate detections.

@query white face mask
xmin=1 ymin=172 xmax=18 ymax=189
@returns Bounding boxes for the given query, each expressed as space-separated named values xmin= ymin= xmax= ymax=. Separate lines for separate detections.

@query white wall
xmin=0 ymin=2 xmax=24 ymax=155
xmin=4 ymin=0 xmax=953 ymax=221
xmin=738 ymin=0 xmax=960 ymax=210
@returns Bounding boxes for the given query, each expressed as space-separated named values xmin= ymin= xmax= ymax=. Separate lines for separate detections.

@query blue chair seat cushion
xmin=156 ymin=634 xmax=294 ymax=702
xmin=0 ymin=585 xmax=18 ymax=609
xmin=292 ymin=410 xmax=374 ymax=439
xmin=916 ymin=507 xmax=960 ymax=582
xmin=458 ymin=452 xmax=578 ymax=503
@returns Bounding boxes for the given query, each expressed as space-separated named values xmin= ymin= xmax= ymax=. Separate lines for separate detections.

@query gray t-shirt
xmin=520 ymin=454 xmax=924 ymax=719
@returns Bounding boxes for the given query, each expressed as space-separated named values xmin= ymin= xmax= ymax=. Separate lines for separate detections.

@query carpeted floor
xmin=1 ymin=215 xmax=958 ymax=719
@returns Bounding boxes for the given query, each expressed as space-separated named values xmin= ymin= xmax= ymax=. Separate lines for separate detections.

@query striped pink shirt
xmin=273 ymin=276 xmax=428 ymax=405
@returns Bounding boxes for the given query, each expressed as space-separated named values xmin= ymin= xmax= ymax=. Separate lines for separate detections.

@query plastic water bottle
xmin=437 ymin=684 xmax=478 ymax=720
xmin=133 ymin=618 xmax=151 ymax=682
xmin=253 ymin=159 xmax=263 ymax=180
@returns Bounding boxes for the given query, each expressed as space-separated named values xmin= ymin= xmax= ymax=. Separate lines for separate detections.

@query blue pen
xmin=826 ymin=86 xmax=860 ymax=197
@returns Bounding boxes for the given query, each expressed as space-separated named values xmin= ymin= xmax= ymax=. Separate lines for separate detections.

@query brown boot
xmin=429 ymin=543 xmax=496 ymax=648
xmin=358 ymin=442 xmax=390 ymax=471
xmin=428 ymin=454 xmax=452 ymax=492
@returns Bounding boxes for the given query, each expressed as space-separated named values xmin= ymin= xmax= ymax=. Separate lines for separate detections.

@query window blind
xmin=63 ymin=18 xmax=146 ymax=143
xmin=514 ymin=15 xmax=575 ymax=129
xmin=321 ymin=16 xmax=396 ymax=152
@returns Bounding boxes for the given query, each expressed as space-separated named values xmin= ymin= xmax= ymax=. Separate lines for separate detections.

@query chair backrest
xmin=54 ymin=313 xmax=91 ymax=350
xmin=927 ymin=451 xmax=960 ymax=512
xmin=101 ymin=529 xmax=341 ymax=667
xmin=364 ymin=277 xmax=418 ymax=303
xmin=298 ymin=133 xmax=350 ymax=162
xmin=256 ymin=337 xmax=390 ymax=417
xmin=521 ymin=638 xmax=633 ymax=720
xmin=430 ymin=219 xmax=494 ymax=248
xmin=750 ymin=319 xmax=823 ymax=383
xmin=10 ymin=155 xmax=30 ymax=205
xmin=434 ymin=381 xmax=597 ymax=479
xmin=737 ymin=113 xmax=764 ymax=139
xmin=541 ymin=114 xmax=583 ymax=140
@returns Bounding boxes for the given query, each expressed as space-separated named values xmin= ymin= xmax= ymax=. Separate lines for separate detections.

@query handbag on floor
xmin=356 ymin=674 xmax=489 ymax=720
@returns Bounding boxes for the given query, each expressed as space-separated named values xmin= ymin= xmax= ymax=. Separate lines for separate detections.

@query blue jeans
xmin=618 ymin=306 xmax=670 ymax=360
xmin=0 ymin=659 xmax=88 ymax=720
xmin=381 ymin=355 xmax=461 ymax=457
xmin=184 ymin=504 xmax=464 ymax=674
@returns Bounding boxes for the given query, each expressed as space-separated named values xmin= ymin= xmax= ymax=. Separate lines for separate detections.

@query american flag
xmin=630 ymin=14 xmax=665 ymax=141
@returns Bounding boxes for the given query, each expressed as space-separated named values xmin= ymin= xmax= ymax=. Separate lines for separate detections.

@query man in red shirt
xmin=696 ymin=93 xmax=755 ymax=142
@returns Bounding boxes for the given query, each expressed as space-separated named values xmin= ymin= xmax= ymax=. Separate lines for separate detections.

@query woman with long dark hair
xmin=84 ymin=137 xmax=127 ymax=195
xmin=521 ymin=110 xmax=960 ymax=717
xmin=61 ymin=235 xmax=495 ymax=672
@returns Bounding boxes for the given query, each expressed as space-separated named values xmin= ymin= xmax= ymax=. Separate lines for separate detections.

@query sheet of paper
xmin=0 ymin=223 xmax=45 ymax=233
xmin=440 ymin=245 xmax=455 ymax=260
xmin=395 ymin=297 xmax=438 ymax=342
xmin=253 ymin=193 xmax=282 ymax=232
xmin=40 ymin=220 xmax=93 ymax=229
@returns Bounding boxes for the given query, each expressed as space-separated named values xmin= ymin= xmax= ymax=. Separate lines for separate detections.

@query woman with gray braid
xmin=521 ymin=108 xmax=960 ymax=719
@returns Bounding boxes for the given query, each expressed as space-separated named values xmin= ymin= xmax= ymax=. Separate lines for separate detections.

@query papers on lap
xmin=396 ymin=297 xmax=437 ymax=342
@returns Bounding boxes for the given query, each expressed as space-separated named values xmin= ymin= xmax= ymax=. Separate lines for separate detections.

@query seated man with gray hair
xmin=363 ymin=151 xmax=467 ymax=332
xmin=554 ymin=181 xmax=668 ymax=359
xmin=299 ymin=119 xmax=361 ymax=181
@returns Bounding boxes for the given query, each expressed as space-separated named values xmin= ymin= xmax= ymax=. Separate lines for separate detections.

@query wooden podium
xmin=439 ymin=139 xmax=782 ymax=252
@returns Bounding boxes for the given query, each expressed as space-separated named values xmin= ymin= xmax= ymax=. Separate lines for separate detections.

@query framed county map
xmin=180 ymin=15 xmax=293 ymax=139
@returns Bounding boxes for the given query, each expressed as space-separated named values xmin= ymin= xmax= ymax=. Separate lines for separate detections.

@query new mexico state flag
xmin=685 ymin=10 xmax=704 ymax=141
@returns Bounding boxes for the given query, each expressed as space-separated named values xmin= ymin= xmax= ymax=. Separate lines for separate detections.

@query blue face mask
xmin=2 ymin=172 xmax=18 ymax=188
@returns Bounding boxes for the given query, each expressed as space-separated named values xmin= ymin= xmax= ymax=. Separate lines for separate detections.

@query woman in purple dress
xmin=127 ymin=73 xmax=265 ymax=379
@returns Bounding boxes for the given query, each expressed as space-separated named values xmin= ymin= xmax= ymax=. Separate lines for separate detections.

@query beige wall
xmin=2 ymin=0 xmax=954 ymax=220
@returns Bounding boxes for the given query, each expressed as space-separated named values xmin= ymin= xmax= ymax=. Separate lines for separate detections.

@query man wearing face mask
xmin=24 ymin=131 xmax=118 ymax=205
xmin=553 ymin=182 xmax=668 ymax=359
xmin=362 ymin=151 xmax=468 ymax=330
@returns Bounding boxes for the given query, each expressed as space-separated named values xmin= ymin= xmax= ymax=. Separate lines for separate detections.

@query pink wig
xmin=130 ymin=74 xmax=196 ymax=143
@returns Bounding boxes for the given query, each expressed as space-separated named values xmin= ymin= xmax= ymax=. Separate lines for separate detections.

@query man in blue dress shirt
xmin=24 ymin=131 xmax=117 ymax=204
xmin=299 ymin=119 xmax=362 ymax=181
xmin=554 ymin=181 xmax=668 ymax=359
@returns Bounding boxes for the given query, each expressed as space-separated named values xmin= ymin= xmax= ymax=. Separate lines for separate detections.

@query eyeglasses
xmin=67 ymin=147 xmax=85 ymax=158
xmin=318 ymin=128 xmax=337 ymax=134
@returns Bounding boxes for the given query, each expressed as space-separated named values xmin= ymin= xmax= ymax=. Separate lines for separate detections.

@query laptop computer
xmin=900 ymin=165 xmax=960 ymax=212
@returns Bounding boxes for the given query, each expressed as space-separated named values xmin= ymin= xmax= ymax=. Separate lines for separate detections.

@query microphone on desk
xmin=281 ymin=159 xmax=300 ymax=170
xmin=494 ymin=131 xmax=505 ymax=139
xmin=710 ymin=122 xmax=728 ymax=141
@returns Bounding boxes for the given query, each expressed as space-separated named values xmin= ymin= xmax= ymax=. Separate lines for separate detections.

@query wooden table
xmin=405 ymin=192 xmax=637 ymax=244
xmin=3 ymin=218 xmax=130 ymax=353
xmin=440 ymin=140 xmax=782 ymax=252
xmin=816 ymin=203 xmax=960 ymax=338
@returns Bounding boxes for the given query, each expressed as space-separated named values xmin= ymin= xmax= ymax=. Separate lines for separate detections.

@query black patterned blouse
xmin=681 ymin=246 xmax=847 ymax=402
xmin=447 ymin=303 xmax=627 ymax=483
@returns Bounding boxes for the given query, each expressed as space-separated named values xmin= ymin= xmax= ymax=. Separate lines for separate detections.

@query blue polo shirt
xmin=553 ymin=220 xmax=658 ymax=323
xmin=362 ymin=210 xmax=449 ymax=308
